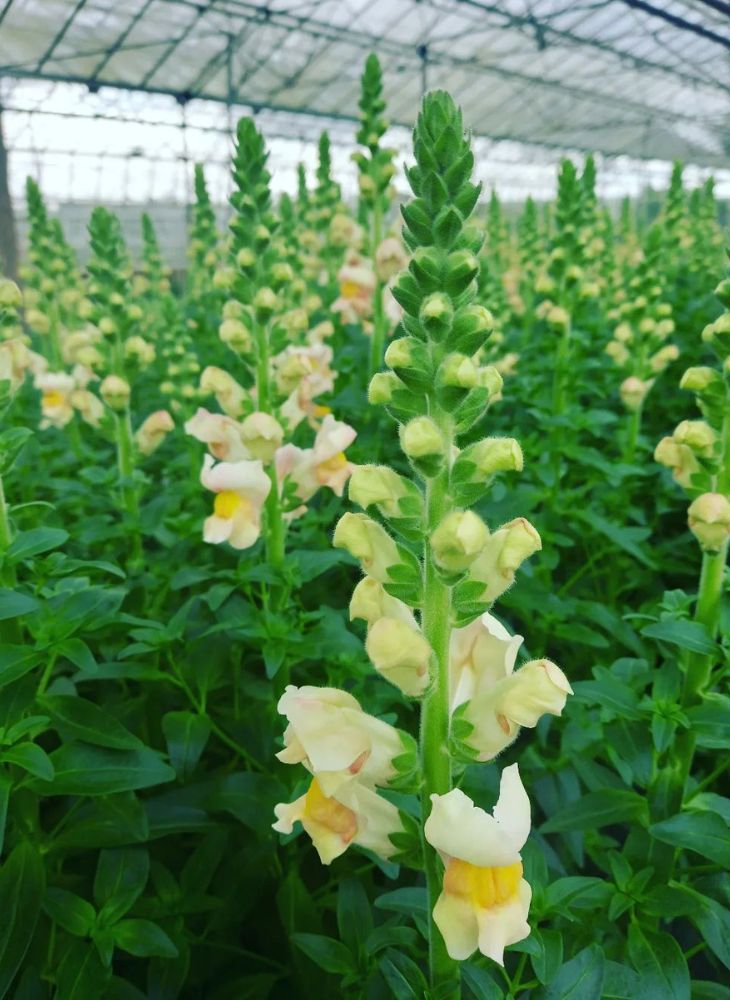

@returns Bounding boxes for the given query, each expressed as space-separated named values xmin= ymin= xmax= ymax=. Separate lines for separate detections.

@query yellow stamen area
xmin=340 ymin=280 xmax=363 ymax=300
xmin=42 ymin=390 xmax=66 ymax=408
xmin=313 ymin=405 xmax=332 ymax=417
xmin=304 ymin=778 xmax=357 ymax=842
xmin=444 ymin=859 xmax=523 ymax=910
xmin=317 ymin=452 xmax=347 ymax=483
xmin=213 ymin=489 xmax=244 ymax=519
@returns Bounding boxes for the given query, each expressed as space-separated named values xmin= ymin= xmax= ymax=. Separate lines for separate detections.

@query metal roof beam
xmin=620 ymin=0 xmax=730 ymax=51
xmin=35 ymin=0 xmax=90 ymax=72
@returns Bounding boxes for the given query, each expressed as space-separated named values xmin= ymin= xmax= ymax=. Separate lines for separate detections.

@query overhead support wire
xmin=0 ymin=0 xmax=16 ymax=30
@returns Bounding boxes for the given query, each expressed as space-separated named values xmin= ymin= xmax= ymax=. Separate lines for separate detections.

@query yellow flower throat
xmin=214 ymin=490 xmax=245 ymax=519
xmin=444 ymin=858 xmax=523 ymax=909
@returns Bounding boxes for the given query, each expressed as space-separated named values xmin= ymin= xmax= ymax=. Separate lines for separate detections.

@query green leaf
xmin=112 ymin=919 xmax=178 ymax=959
xmin=531 ymin=928 xmax=563 ymax=985
xmin=0 ymin=589 xmax=40 ymax=621
xmin=32 ymin=743 xmax=175 ymax=796
xmin=55 ymin=938 xmax=109 ymax=1000
xmin=0 ymin=646 xmax=42 ymax=689
xmin=542 ymin=789 xmax=648 ymax=833
xmin=0 ymin=774 xmax=9 ymax=855
xmin=602 ymin=960 xmax=640 ymax=999
xmin=44 ymin=888 xmax=96 ymax=937
xmin=579 ymin=512 xmax=655 ymax=568
xmin=39 ymin=695 xmax=142 ymax=751
xmin=573 ymin=671 xmax=643 ymax=720
xmin=94 ymin=848 xmax=149 ymax=925
xmin=461 ymin=964 xmax=504 ymax=999
xmin=7 ymin=528 xmax=69 ymax=564
xmin=0 ymin=742 xmax=54 ymax=781
xmin=627 ymin=924 xmax=689 ymax=999
xmin=687 ymin=793 xmax=730 ymax=826
xmin=544 ymin=876 xmax=613 ymax=913
xmin=374 ymin=887 xmax=428 ymax=919
xmin=650 ymin=812 xmax=730 ymax=867
xmin=687 ymin=695 xmax=730 ymax=749
xmin=640 ymin=619 xmax=718 ymax=655
xmin=0 ymin=841 xmax=45 ymax=996
xmin=534 ymin=943 xmax=604 ymax=999
xmin=337 ymin=878 xmax=373 ymax=956
xmin=692 ymin=983 xmax=730 ymax=999
xmin=161 ymin=711 xmax=211 ymax=780
xmin=291 ymin=932 xmax=354 ymax=974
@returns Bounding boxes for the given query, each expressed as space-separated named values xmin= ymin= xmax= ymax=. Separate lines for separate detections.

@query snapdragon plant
xmin=275 ymin=90 xmax=571 ymax=996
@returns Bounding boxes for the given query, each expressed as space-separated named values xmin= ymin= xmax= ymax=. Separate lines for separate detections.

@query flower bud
xmin=100 ymin=374 xmax=131 ymax=411
xmin=0 ymin=279 xmax=22 ymax=309
xmin=468 ymin=518 xmax=541 ymax=602
xmin=350 ymin=577 xmax=416 ymax=627
xmin=619 ymin=376 xmax=652 ymax=411
xmin=419 ymin=293 xmax=454 ymax=335
xmin=254 ymin=287 xmax=278 ymax=318
xmin=349 ymin=465 xmax=412 ymax=517
xmin=400 ymin=417 xmax=447 ymax=459
xmin=271 ymin=262 xmax=294 ymax=287
xmin=200 ymin=366 xmax=246 ymax=418
xmin=656 ymin=318 xmax=675 ymax=338
xmin=375 ymin=237 xmax=408 ymax=283
xmin=462 ymin=659 xmax=572 ymax=761
xmin=715 ymin=277 xmax=730 ymax=308
xmin=219 ymin=317 xmax=252 ymax=352
xmin=654 ymin=436 xmax=700 ymax=488
xmin=431 ymin=511 xmax=489 ymax=572
xmin=477 ymin=366 xmax=503 ymax=399
xmin=688 ymin=493 xmax=730 ymax=552
xmin=680 ymin=367 xmax=720 ymax=393
xmin=368 ymin=371 xmax=400 ymax=405
xmin=26 ymin=309 xmax=50 ymax=334
xmin=240 ymin=411 xmax=284 ymax=462
xmin=439 ymin=353 xmax=479 ymax=389
xmin=384 ymin=337 xmax=414 ymax=369
xmin=333 ymin=513 xmax=400 ymax=582
xmin=135 ymin=410 xmax=174 ymax=456
xmin=99 ymin=316 xmax=116 ymax=337
xmin=444 ymin=250 xmax=479 ymax=296
xmin=213 ymin=266 xmax=236 ymax=289
xmin=365 ymin=618 xmax=431 ymax=697
xmin=124 ymin=336 xmax=155 ymax=366
xmin=546 ymin=305 xmax=570 ymax=329
xmin=606 ymin=340 xmax=629 ymax=366
xmin=649 ymin=344 xmax=679 ymax=373
xmin=449 ymin=304 xmax=494 ymax=354
xmin=458 ymin=437 xmax=523 ymax=477
xmin=673 ymin=419 xmax=716 ymax=458
xmin=223 ymin=299 xmax=245 ymax=320
xmin=614 ymin=322 xmax=633 ymax=343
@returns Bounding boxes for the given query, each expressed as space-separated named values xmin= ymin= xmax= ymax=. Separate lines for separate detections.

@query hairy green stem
xmin=420 ymin=460 xmax=460 ymax=996
xmin=623 ymin=404 xmax=643 ymax=464
xmin=114 ymin=409 xmax=143 ymax=572
xmin=369 ymin=201 xmax=385 ymax=377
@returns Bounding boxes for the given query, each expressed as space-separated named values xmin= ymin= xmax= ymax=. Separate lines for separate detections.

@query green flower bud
xmin=419 ymin=293 xmax=454 ymax=335
xmin=349 ymin=465 xmax=412 ymax=517
xmin=673 ymin=419 xmax=716 ymax=458
xmin=100 ymin=374 xmax=131 ymax=411
xmin=368 ymin=371 xmax=400 ymax=404
xmin=444 ymin=250 xmax=479 ymax=296
xmin=430 ymin=510 xmax=489 ymax=572
xmin=680 ymin=367 xmax=720 ymax=393
xmin=0 ymin=279 xmax=22 ymax=309
xmin=688 ymin=493 xmax=730 ymax=552
xmin=477 ymin=366 xmax=503 ymax=399
xmin=439 ymin=353 xmax=479 ymax=389
xmin=458 ymin=437 xmax=524 ymax=477
xmin=333 ymin=512 xmax=400 ymax=582
xmin=399 ymin=417 xmax=446 ymax=459
xmin=715 ymin=277 xmax=730 ymax=308
xmin=253 ymin=287 xmax=278 ymax=318
xmin=449 ymin=304 xmax=494 ymax=354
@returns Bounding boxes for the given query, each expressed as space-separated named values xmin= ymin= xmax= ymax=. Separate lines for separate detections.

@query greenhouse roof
xmin=1 ymin=0 xmax=729 ymax=169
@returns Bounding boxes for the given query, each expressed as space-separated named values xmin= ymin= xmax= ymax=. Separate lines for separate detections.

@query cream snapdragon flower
xmin=276 ymin=685 xmax=403 ymax=795
xmin=275 ymin=415 xmax=356 ymax=501
xmin=273 ymin=777 xmax=401 ymax=865
xmin=199 ymin=454 xmax=271 ymax=549
xmin=185 ymin=407 xmax=249 ymax=461
xmin=35 ymin=372 xmax=76 ymax=428
xmin=425 ymin=764 xmax=532 ymax=964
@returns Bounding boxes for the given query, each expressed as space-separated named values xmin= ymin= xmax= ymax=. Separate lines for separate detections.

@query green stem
xmin=420 ymin=463 xmax=460 ymax=997
xmin=551 ymin=315 xmax=572 ymax=417
xmin=623 ymin=404 xmax=643 ymax=464
xmin=0 ymin=471 xmax=20 ymax=643
xmin=114 ymin=408 xmax=143 ymax=573
xmin=368 ymin=201 xmax=385 ymax=378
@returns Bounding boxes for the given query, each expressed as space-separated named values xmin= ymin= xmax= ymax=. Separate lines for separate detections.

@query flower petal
xmin=433 ymin=890 xmax=480 ymax=961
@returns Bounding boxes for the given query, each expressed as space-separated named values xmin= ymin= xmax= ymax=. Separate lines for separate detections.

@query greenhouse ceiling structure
xmin=0 ymin=0 xmax=729 ymax=206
